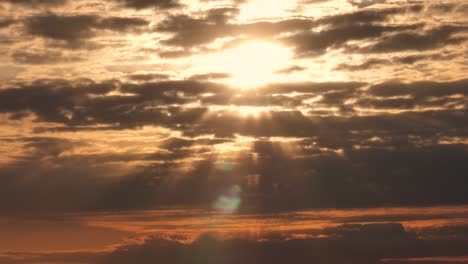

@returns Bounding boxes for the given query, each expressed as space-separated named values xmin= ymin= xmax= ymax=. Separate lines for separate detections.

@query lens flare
xmin=216 ymin=161 xmax=233 ymax=173
xmin=213 ymin=185 xmax=242 ymax=213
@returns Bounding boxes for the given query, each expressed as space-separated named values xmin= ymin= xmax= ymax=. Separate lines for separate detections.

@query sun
xmin=193 ymin=40 xmax=293 ymax=88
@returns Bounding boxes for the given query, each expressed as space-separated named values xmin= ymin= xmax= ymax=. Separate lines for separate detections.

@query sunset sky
xmin=0 ymin=0 xmax=467 ymax=263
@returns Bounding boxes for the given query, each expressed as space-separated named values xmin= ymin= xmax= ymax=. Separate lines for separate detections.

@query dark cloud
xmin=367 ymin=78 xmax=468 ymax=99
xmin=308 ymin=4 xmax=426 ymax=51
xmin=299 ymin=0 xmax=335 ymax=4
xmin=455 ymin=3 xmax=468 ymax=14
xmin=348 ymin=0 xmax=386 ymax=8
xmin=37 ymin=81 xmax=462 ymax=211
xmin=1 ymin=126 xmax=468 ymax=213
xmin=334 ymin=52 xmax=459 ymax=71
xmin=189 ymin=72 xmax=232 ymax=81
xmin=427 ymin=3 xmax=458 ymax=13
xmin=155 ymin=7 xmax=313 ymax=49
xmin=281 ymin=24 xmax=420 ymax=57
xmin=359 ymin=25 xmax=467 ymax=53
xmin=315 ymin=6 xmax=411 ymax=26
xmin=354 ymin=97 xmax=417 ymax=109
xmin=1 ymin=222 xmax=468 ymax=263
xmin=0 ymin=0 xmax=67 ymax=6
xmin=394 ymin=52 xmax=458 ymax=64
xmin=114 ymin=0 xmax=181 ymax=9
xmin=149 ymin=4 xmax=429 ymax=58
xmin=155 ymin=10 xmax=238 ymax=48
xmin=25 ymin=14 xmax=149 ymax=47
xmin=157 ymin=48 xmax=196 ymax=58
xmin=0 ymin=251 xmax=103 ymax=264
xmin=12 ymin=48 xmax=83 ymax=64
xmin=0 ymin=19 xmax=15 ymax=28
xmin=275 ymin=65 xmax=307 ymax=74
xmin=93 ymin=223 xmax=468 ymax=264
xmin=334 ymin=58 xmax=388 ymax=71
xmin=0 ymin=80 xmax=327 ymax=131
xmin=0 ymin=79 xmax=118 ymax=124
xmin=126 ymin=73 xmax=171 ymax=81
xmin=1 ymin=77 xmax=467 ymax=212
xmin=0 ymin=137 xmax=121 ymax=213
xmin=1 ymin=78 xmax=466 ymax=135
xmin=0 ymin=0 xmax=182 ymax=9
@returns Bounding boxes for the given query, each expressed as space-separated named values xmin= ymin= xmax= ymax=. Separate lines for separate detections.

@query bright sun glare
xmin=195 ymin=40 xmax=293 ymax=88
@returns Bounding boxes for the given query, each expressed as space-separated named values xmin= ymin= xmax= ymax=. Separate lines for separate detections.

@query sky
xmin=0 ymin=0 xmax=467 ymax=263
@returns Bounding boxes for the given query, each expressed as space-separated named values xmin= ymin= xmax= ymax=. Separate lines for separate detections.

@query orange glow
xmin=75 ymin=205 xmax=468 ymax=242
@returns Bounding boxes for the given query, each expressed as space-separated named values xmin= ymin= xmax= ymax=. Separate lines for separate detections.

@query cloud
xmin=348 ymin=0 xmax=386 ymax=8
xmin=25 ymin=14 xmax=149 ymax=48
xmin=281 ymin=24 xmax=421 ymax=57
xmin=155 ymin=7 xmax=313 ymax=49
xmin=0 ymin=65 xmax=24 ymax=80
xmin=126 ymin=73 xmax=172 ymax=81
xmin=153 ymin=4 xmax=424 ymax=58
xmin=315 ymin=6 xmax=413 ymax=26
xmin=367 ymin=78 xmax=468 ymax=99
xmin=93 ymin=223 xmax=468 ymax=264
xmin=275 ymin=65 xmax=307 ymax=74
xmin=0 ymin=0 xmax=67 ymax=6
xmin=334 ymin=58 xmax=388 ymax=71
xmin=0 ymin=19 xmax=15 ymax=28
xmin=359 ymin=25 xmax=467 ymax=53
xmin=427 ymin=2 xmax=458 ymax=13
xmin=334 ymin=52 xmax=459 ymax=71
xmin=12 ymin=48 xmax=83 ymax=64
xmin=114 ymin=0 xmax=181 ymax=9
xmin=0 ymin=67 xmax=465 ymax=214
xmin=382 ymin=256 xmax=468 ymax=264
xmin=2 ymin=124 xmax=468 ymax=213
xmin=0 ymin=78 xmax=465 ymax=136
xmin=1 ymin=221 xmax=468 ymax=263
xmin=189 ymin=72 xmax=232 ymax=81
xmin=0 ymin=0 xmax=181 ymax=9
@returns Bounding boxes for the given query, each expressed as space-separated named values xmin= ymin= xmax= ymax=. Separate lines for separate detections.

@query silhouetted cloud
xmin=359 ymin=25 xmax=467 ymax=53
xmin=275 ymin=65 xmax=307 ymax=74
xmin=334 ymin=52 xmax=459 ymax=71
xmin=153 ymin=4 xmax=426 ymax=58
xmin=2 ymin=222 xmax=467 ymax=264
xmin=0 ymin=18 xmax=15 ymax=28
xmin=334 ymin=58 xmax=388 ymax=71
xmin=25 ymin=14 xmax=149 ymax=47
xmin=94 ymin=224 xmax=468 ymax=264
xmin=126 ymin=73 xmax=171 ymax=81
xmin=282 ymin=24 xmax=421 ymax=57
xmin=189 ymin=72 xmax=232 ymax=81
xmin=0 ymin=0 xmax=67 ymax=6
xmin=12 ymin=49 xmax=83 ymax=64
xmin=0 ymin=81 xmax=467 ymax=212
xmin=114 ymin=0 xmax=181 ymax=9
xmin=349 ymin=0 xmax=386 ymax=8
